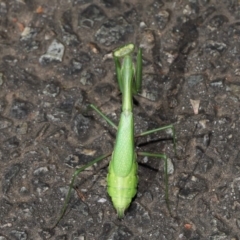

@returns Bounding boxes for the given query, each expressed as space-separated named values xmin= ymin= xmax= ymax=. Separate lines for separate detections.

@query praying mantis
xmin=56 ymin=43 xmax=176 ymax=225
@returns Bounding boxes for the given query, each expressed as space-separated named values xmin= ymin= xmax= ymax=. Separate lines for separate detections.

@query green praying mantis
xmin=55 ymin=43 xmax=176 ymax=226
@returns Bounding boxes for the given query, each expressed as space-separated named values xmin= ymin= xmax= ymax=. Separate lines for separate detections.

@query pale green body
xmin=107 ymin=112 xmax=138 ymax=217
xmin=55 ymin=44 xmax=175 ymax=226
xmin=107 ymin=48 xmax=139 ymax=217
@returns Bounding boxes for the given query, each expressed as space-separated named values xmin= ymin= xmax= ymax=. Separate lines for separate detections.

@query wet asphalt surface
xmin=1 ymin=0 xmax=240 ymax=239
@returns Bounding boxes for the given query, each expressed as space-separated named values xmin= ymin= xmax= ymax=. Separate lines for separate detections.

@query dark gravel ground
xmin=1 ymin=0 xmax=240 ymax=239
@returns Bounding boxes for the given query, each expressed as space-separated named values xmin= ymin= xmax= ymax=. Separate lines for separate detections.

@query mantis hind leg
xmin=53 ymin=152 xmax=111 ymax=228
xmin=137 ymin=151 xmax=171 ymax=213
xmin=136 ymin=124 xmax=176 ymax=214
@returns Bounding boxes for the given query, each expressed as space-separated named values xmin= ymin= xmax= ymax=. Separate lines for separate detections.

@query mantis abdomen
xmin=107 ymin=111 xmax=138 ymax=218
xmin=107 ymin=156 xmax=138 ymax=218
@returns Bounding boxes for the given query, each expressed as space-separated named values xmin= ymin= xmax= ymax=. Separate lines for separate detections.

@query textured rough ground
xmin=0 ymin=0 xmax=240 ymax=239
